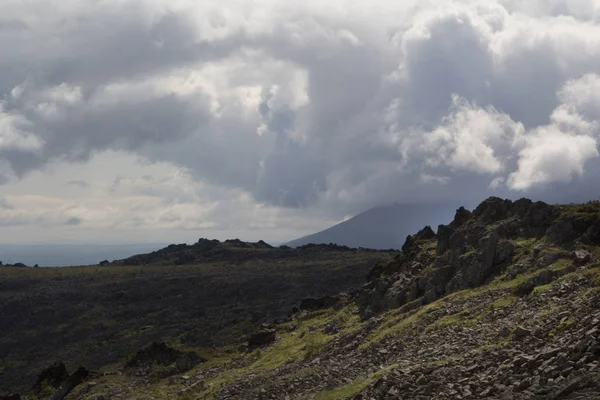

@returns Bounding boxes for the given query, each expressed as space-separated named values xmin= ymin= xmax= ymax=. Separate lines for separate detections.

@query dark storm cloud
xmin=1 ymin=0 xmax=600 ymax=219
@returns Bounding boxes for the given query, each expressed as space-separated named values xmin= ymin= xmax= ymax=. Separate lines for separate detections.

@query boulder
xmin=572 ymin=249 xmax=592 ymax=265
xmin=536 ymin=250 xmax=562 ymax=268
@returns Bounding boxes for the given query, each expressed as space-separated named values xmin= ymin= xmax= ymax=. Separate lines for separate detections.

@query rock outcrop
xmin=357 ymin=197 xmax=599 ymax=319
xmin=48 ymin=366 xmax=89 ymax=400
xmin=31 ymin=362 xmax=69 ymax=395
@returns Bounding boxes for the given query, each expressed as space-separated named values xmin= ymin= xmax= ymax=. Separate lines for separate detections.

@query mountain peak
xmin=286 ymin=203 xmax=458 ymax=249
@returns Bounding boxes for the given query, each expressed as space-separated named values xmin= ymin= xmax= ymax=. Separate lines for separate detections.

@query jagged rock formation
xmin=48 ymin=367 xmax=89 ymax=400
xmin=31 ymin=362 xmax=69 ymax=395
xmin=357 ymin=197 xmax=600 ymax=319
xmin=29 ymin=362 xmax=89 ymax=400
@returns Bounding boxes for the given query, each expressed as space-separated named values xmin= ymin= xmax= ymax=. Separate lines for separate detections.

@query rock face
xmin=357 ymin=197 xmax=599 ymax=318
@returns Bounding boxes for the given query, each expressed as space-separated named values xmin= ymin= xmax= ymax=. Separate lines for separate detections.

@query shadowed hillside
xmin=0 ymin=241 xmax=393 ymax=394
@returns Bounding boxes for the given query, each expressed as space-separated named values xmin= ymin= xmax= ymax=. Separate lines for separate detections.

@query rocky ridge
xmin=114 ymin=239 xmax=387 ymax=266
xmin=357 ymin=197 xmax=599 ymax=319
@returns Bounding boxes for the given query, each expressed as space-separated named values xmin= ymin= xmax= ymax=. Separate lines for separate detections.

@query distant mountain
xmin=285 ymin=203 xmax=459 ymax=249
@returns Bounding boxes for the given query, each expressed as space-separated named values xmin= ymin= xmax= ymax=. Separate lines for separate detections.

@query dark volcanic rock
xmin=402 ymin=226 xmax=437 ymax=255
xmin=49 ymin=366 xmax=89 ymax=400
xmin=32 ymin=362 xmax=69 ymax=394
xmin=436 ymin=224 xmax=455 ymax=255
xmin=356 ymin=197 xmax=599 ymax=318
xmin=451 ymin=206 xmax=472 ymax=227
xmin=472 ymin=197 xmax=512 ymax=224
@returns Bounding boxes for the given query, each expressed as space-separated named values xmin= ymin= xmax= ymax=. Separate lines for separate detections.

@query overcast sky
xmin=1 ymin=0 xmax=600 ymax=244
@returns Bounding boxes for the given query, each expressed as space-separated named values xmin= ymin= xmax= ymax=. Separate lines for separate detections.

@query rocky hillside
xmin=4 ymin=197 xmax=600 ymax=400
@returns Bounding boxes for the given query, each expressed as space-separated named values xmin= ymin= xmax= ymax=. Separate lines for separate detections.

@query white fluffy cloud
xmin=2 ymin=0 xmax=600 ymax=243
xmin=422 ymin=96 xmax=524 ymax=175
xmin=508 ymin=127 xmax=598 ymax=190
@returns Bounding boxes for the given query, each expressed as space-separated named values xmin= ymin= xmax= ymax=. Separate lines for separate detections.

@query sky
xmin=1 ymin=0 xmax=600 ymax=244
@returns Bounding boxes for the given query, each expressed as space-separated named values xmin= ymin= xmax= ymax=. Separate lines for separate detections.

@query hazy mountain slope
xmin=285 ymin=203 xmax=459 ymax=249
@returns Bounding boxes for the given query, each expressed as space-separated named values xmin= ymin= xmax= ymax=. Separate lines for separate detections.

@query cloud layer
xmin=1 ymin=0 xmax=600 ymax=242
